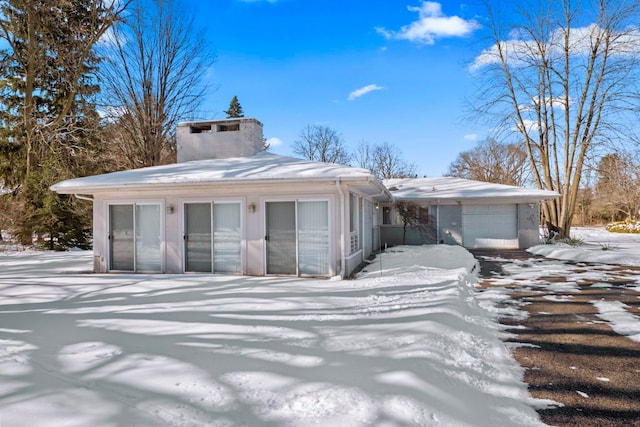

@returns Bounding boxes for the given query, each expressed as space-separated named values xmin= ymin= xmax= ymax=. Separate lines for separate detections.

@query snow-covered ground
xmin=528 ymin=227 xmax=640 ymax=343
xmin=0 ymin=226 xmax=638 ymax=426
xmin=529 ymin=226 xmax=640 ymax=266
xmin=0 ymin=245 xmax=551 ymax=426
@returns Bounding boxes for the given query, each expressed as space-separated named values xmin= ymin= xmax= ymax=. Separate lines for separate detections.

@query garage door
xmin=462 ymin=204 xmax=518 ymax=249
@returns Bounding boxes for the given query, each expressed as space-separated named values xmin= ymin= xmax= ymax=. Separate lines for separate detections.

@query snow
xmin=528 ymin=226 xmax=640 ymax=266
xmin=384 ymin=177 xmax=560 ymax=202
xmin=0 ymin=246 xmax=549 ymax=426
xmin=51 ymin=152 xmax=377 ymax=193
xmin=591 ymin=301 xmax=640 ymax=342
xmin=2 ymin=226 xmax=639 ymax=426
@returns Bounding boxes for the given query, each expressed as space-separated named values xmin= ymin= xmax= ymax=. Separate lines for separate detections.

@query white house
xmin=51 ymin=117 xmax=559 ymax=277
xmin=379 ymin=177 xmax=560 ymax=249
xmin=51 ymin=118 xmax=389 ymax=277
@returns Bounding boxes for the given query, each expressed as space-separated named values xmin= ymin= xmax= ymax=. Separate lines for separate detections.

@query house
xmin=51 ymin=117 xmax=559 ymax=277
xmin=379 ymin=177 xmax=560 ymax=249
xmin=51 ymin=118 xmax=390 ymax=277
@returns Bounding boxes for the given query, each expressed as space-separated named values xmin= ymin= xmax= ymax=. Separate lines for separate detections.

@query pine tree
xmin=0 ymin=0 xmax=127 ymax=248
xmin=224 ymin=96 xmax=244 ymax=118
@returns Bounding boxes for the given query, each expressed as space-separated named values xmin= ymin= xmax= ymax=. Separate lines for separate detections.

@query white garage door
xmin=463 ymin=204 xmax=518 ymax=249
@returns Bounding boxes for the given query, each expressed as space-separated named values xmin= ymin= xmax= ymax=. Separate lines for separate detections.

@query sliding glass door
xmin=213 ymin=203 xmax=241 ymax=273
xmin=184 ymin=202 xmax=241 ymax=273
xmin=109 ymin=205 xmax=134 ymax=271
xmin=266 ymin=202 xmax=296 ymax=275
xmin=109 ymin=203 xmax=162 ymax=272
xmin=297 ymin=201 xmax=329 ymax=275
xmin=185 ymin=203 xmax=212 ymax=272
xmin=266 ymin=200 xmax=329 ymax=276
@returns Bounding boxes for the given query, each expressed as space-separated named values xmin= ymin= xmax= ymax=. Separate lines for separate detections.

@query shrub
xmin=605 ymin=220 xmax=640 ymax=234
xmin=544 ymin=236 xmax=583 ymax=246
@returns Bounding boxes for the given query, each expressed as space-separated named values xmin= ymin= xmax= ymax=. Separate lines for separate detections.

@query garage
xmin=462 ymin=204 xmax=518 ymax=249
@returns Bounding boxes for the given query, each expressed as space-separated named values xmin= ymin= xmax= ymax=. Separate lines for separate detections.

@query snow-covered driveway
xmin=0 ymin=246 xmax=548 ymax=427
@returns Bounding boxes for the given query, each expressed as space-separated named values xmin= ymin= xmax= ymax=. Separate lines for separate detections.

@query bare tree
xmin=352 ymin=140 xmax=373 ymax=171
xmin=99 ymin=0 xmax=215 ymax=169
xmin=292 ymin=125 xmax=351 ymax=164
xmin=354 ymin=141 xmax=416 ymax=179
xmin=394 ymin=201 xmax=433 ymax=244
xmin=471 ymin=0 xmax=640 ymax=237
xmin=594 ymin=151 xmax=640 ymax=221
xmin=447 ymin=138 xmax=530 ymax=186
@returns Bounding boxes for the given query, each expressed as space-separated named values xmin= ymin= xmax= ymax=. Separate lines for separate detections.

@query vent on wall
xmin=218 ymin=123 xmax=240 ymax=132
xmin=190 ymin=124 xmax=212 ymax=134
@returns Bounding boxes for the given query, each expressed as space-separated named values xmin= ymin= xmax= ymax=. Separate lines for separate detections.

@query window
xmin=184 ymin=202 xmax=241 ymax=273
xmin=418 ymin=207 xmax=430 ymax=224
xmin=109 ymin=203 xmax=162 ymax=272
xmin=190 ymin=124 xmax=212 ymax=133
xmin=266 ymin=200 xmax=329 ymax=276
xmin=382 ymin=206 xmax=392 ymax=225
xmin=349 ymin=193 xmax=361 ymax=253
xmin=217 ymin=123 xmax=240 ymax=132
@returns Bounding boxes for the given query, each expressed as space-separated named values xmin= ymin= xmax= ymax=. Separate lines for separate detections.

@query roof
xmin=51 ymin=152 xmax=387 ymax=196
xmin=384 ymin=177 xmax=560 ymax=204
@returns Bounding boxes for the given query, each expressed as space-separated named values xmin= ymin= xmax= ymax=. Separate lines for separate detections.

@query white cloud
xmin=348 ymin=84 xmax=385 ymax=101
xmin=98 ymin=26 xmax=125 ymax=49
xmin=266 ymin=137 xmax=283 ymax=147
xmin=471 ymin=25 xmax=640 ymax=71
xmin=464 ymin=134 xmax=477 ymax=141
xmin=377 ymin=1 xmax=479 ymax=45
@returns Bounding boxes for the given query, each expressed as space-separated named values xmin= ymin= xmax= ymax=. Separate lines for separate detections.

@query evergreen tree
xmin=0 ymin=0 xmax=127 ymax=248
xmin=224 ymin=96 xmax=244 ymax=118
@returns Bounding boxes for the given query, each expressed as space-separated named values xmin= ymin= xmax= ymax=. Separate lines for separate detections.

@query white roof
xmin=384 ymin=177 xmax=560 ymax=204
xmin=51 ymin=152 xmax=384 ymax=194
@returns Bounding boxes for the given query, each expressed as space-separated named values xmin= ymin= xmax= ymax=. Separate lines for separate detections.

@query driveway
xmin=472 ymin=249 xmax=640 ymax=427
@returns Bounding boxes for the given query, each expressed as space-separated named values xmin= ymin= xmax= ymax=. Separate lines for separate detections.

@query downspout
xmin=74 ymin=194 xmax=94 ymax=202
xmin=360 ymin=193 xmax=365 ymax=261
xmin=336 ymin=179 xmax=345 ymax=279
xmin=436 ymin=200 xmax=440 ymax=243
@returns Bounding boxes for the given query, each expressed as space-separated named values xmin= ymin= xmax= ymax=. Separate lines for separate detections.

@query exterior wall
xmin=91 ymin=180 xmax=374 ymax=278
xmin=437 ymin=205 xmax=462 ymax=245
xmin=362 ymin=199 xmax=377 ymax=259
xmin=176 ymin=118 xmax=264 ymax=162
xmin=92 ymin=199 xmax=106 ymax=272
xmin=377 ymin=202 xmax=542 ymax=250
xmin=518 ymin=202 xmax=541 ymax=248
xmin=379 ymin=225 xmax=436 ymax=246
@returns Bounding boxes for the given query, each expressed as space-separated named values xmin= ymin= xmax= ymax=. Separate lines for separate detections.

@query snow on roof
xmin=51 ymin=152 xmax=379 ymax=193
xmin=385 ymin=176 xmax=560 ymax=203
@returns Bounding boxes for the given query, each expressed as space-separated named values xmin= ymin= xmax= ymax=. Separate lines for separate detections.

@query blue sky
xmin=188 ymin=0 xmax=488 ymax=177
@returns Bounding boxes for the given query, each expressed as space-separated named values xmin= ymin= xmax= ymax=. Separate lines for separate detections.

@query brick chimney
xmin=176 ymin=118 xmax=264 ymax=163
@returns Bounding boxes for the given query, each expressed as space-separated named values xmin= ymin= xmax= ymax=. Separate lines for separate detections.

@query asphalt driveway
xmin=472 ymin=249 xmax=640 ymax=427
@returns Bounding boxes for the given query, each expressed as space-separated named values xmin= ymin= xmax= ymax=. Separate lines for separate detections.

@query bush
xmin=605 ymin=220 xmax=640 ymax=234
xmin=544 ymin=236 xmax=584 ymax=246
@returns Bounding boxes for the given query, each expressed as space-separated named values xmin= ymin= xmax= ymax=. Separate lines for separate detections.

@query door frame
xmin=105 ymin=200 xmax=165 ymax=273
xmin=181 ymin=198 xmax=245 ymax=274
xmin=263 ymin=197 xmax=332 ymax=277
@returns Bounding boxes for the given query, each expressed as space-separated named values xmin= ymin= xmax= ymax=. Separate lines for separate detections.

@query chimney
xmin=176 ymin=118 xmax=264 ymax=163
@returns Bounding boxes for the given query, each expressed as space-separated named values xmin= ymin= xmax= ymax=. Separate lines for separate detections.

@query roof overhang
xmin=51 ymin=175 xmax=391 ymax=199
xmin=384 ymin=177 xmax=561 ymax=205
